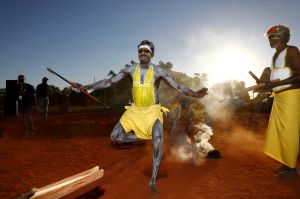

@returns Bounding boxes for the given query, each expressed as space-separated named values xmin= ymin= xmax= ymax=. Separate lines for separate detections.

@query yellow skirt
xmin=264 ymin=89 xmax=300 ymax=168
xmin=120 ymin=104 xmax=169 ymax=140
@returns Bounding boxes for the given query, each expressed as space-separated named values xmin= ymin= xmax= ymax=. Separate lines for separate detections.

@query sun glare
xmin=200 ymin=43 xmax=258 ymax=86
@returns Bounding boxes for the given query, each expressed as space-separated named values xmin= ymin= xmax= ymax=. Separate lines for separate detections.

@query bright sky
xmin=1 ymin=0 xmax=300 ymax=90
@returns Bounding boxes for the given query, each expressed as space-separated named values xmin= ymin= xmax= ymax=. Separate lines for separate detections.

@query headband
xmin=138 ymin=45 xmax=152 ymax=53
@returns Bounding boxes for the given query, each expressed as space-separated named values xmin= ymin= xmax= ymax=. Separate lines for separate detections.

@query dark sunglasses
xmin=138 ymin=49 xmax=151 ymax=54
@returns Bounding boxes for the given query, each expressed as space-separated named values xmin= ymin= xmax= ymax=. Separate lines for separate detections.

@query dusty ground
xmin=0 ymin=109 xmax=300 ymax=199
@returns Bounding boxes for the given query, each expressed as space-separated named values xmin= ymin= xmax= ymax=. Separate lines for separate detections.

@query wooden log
xmin=30 ymin=166 xmax=104 ymax=199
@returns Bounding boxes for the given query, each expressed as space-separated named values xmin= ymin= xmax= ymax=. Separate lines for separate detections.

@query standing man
xmin=258 ymin=25 xmax=300 ymax=179
xmin=167 ymin=96 xmax=182 ymax=135
xmin=72 ymin=40 xmax=208 ymax=194
xmin=36 ymin=77 xmax=50 ymax=123
xmin=187 ymin=101 xmax=211 ymax=133
xmin=16 ymin=75 xmax=36 ymax=137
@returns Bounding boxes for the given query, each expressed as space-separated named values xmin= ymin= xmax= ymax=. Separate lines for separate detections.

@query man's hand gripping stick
xmin=47 ymin=67 xmax=109 ymax=107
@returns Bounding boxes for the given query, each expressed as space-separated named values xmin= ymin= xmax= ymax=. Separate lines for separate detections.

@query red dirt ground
xmin=0 ymin=110 xmax=299 ymax=199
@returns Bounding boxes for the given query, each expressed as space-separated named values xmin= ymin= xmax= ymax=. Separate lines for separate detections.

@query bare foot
xmin=149 ymin=181 xmax=159 ymax=197
xmin=278 ymin=168 xmax=298 ymax=180
xmin=272 ymin=164 xmax=290 ymax=173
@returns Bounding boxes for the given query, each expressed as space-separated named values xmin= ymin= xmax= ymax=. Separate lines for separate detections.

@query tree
xmin=107 ymin=70 xmax=117 ymax=96
xmin=69 ymin=91 xmax=88 ymax=106
xmin=159 ymin=61 xmax=173 ymax=71
xmin=107 ymin=70 xmax=116 ymax=78
xmin=233 ymin=81 xmax=250 ymax=103
xmin=193 ymin=73 xmax=207 ymax=90
xmin=130 ymin=60 xmax=137 ymax=65
xmin=49 ymin=85 xmax=60 ymax=97
xmin=48 ymin=85 xmax=61 ymax=106
xmin=62 ymin=87 xmax=72 ymax=96
xmin=211 ymin=80 xmax=250 ymax=111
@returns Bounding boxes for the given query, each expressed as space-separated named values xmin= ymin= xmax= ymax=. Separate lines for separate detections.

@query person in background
xmin=187 ymin=100 xmax=211 ymax=133
xmin=36 ymin=77 xmax=50 ymax=123
xmin=167 ymin=95 xmax=182 ymax=135
xmin=258 ymin=24 xmax=300 ymax=179
xmin=16 ymin=75 xmax=36 ymax=137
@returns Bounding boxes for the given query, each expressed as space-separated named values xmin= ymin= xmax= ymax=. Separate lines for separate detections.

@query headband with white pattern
xmin=138 ymin=45 xmax=152 ymax=53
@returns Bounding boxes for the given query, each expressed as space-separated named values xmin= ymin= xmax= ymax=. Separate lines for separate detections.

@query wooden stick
xmin=47 ymin=67 xmax=109 ymax=107
xmin=248 ymin=71 xmax=260 ymax=82
xmin=244 ymin=83 xmax=266 ymax=92
xmin=245 ymin=79 xmax=280 ymax=92
xmin=31 ymin=166 xmax=104 ymax=199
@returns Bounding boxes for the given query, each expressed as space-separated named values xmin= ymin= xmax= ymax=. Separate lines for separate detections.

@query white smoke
xmin=201 ymin=90 xmax=233 ymax=122
xmin=169 ymin=122 xmax=215 ymax=165
xmin=193 ymin=122 xmax=215 ymax=154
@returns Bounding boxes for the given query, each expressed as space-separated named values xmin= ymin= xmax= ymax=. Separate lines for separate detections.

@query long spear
xmin=47 ymin=67 xmax=109 ymax=107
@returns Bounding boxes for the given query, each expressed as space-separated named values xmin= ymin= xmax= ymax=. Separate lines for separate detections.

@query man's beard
xmin=139 ymin=54 xmax=151 ymax=64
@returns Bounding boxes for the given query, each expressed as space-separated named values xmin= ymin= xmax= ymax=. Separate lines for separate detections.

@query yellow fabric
xmin=120 ymin=104 xmax=169 ymax=140
xmin=120 ymin=65 xmax=169 ymax=140
xmin=264 ymin=89 xmax=300 ymax=168
xmin=132 ymin=65 xmax=155 ymax=107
